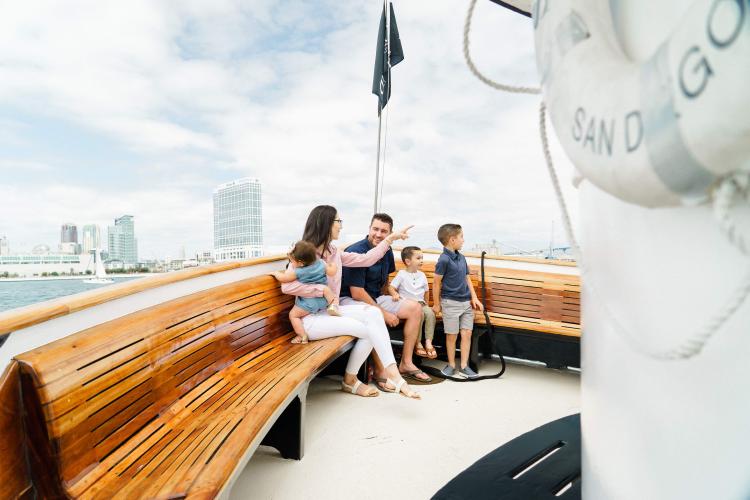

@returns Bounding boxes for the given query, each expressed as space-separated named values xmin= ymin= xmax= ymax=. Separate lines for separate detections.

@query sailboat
xmin=82 ymin=248 xmax=114 ymax=284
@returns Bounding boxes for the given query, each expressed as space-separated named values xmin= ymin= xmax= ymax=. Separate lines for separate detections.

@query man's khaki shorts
xmin=376 ymin=295 xmax=406 ymax=314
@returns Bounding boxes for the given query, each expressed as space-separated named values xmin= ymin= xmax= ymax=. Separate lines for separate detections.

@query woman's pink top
xmin=281 ymin=239 xmax=391 ymax=299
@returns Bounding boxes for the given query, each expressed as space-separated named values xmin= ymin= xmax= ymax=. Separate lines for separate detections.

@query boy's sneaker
xmin=441 ymin=364 xmax=456 ymax=377
xmin=459 ymin=366 xmax=479 ymax=379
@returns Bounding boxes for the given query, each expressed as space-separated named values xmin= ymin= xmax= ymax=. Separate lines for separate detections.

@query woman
xmin=280 ymin=205 xmax=419 ymax=399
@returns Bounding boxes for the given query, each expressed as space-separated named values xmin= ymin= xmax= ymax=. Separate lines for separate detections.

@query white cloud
xmin=0 ymin=1 xmax=579 ymax=258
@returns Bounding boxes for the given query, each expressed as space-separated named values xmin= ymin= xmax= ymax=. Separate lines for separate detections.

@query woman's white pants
xmin=302 ymin=303 xmax=396 ymax=375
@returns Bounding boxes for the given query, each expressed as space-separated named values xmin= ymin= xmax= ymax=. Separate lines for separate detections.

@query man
xmin=341 ymin=213 xmax=431 ymax=383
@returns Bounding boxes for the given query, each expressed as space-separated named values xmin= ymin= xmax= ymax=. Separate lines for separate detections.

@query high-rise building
xmin=213 ymin=178 xmax=262 ymax=262
xmin=60 ymin=223 xmax=79 ymax=254
xmin=0 ymin=236 xmax=9 ymax=256
xmin=107 ymin=215 xmax=138 ymax=266
xmin=60 ymin=223 xmax=77 ymax=243
xmin=81 ymin=224 xmax=102 ymax=254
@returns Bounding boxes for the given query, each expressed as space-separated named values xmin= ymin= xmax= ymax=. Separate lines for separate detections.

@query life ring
xmin=533 ymin=0 xmax=750 ymax=207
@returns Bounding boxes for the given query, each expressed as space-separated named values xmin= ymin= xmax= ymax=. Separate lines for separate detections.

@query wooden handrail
xmin=0 ymin=255 xmax=288 ymax=336
xmin=395 ymin=247 xmax=578 ymax=267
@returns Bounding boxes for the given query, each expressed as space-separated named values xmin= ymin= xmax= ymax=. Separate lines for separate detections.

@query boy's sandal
xmin=414 ymin=345 xmax=428 ymax=357
xmin=426 ymin=346 xmax=438 ymax=359
xmin=341 ymin=380 xmax=378 ymax=397
xmin=386 ymin=377 xmax=420 ymax=399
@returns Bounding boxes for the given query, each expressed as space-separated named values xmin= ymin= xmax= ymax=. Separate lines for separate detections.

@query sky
xmin=0 ymin=0 xmax=578 ymax=259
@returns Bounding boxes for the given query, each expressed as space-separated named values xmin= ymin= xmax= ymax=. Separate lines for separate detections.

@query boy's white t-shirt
xmin=391 ymin=269 xmax=429 ymax=302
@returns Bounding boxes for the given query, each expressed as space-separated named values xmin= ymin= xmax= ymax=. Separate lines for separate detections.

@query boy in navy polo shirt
xmin=433 ymin=223 xmax=483 ymax=378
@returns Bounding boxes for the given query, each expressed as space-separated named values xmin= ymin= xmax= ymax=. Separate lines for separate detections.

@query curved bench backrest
xmin=14 ymin=275 xmax=292 ymax=492
xmin=394 ymin=262 xmax=581 ymax=335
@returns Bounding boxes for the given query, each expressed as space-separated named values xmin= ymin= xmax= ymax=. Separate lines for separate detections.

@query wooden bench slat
xmin=69 ymin=335 xmax=350 ymax=499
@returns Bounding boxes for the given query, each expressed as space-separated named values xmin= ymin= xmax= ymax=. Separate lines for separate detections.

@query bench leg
xmin=469 ymin=330 xmax=483 ymax=373
xmin=261 ymin=388 xmax=306 ymax=460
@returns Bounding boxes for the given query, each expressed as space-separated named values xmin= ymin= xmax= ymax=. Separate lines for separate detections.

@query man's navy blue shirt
xmin=340 ymin=237 xmax=395 ymax=301
xmin=434 ymin=247 xmax=471 ymax=301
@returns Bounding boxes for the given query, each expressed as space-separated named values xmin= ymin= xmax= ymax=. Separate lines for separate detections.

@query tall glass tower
xmin=81 ymin=224 xmax=102 ymax=254
xmin=60 ymin=223 xmax=79 ymax=254
xmin=60 ymin=223 xmax=78 ymax=244
xmin=108 ymin=215 xmax=138 ymax=266
xmin=213 ymin=178 xmax=262 ymax=261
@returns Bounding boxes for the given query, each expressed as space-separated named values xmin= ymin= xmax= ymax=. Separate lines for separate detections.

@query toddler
xmin=272 ymin=240 xmax=340 ymax=344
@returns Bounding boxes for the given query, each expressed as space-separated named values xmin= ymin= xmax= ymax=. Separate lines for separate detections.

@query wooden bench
xmin=11 ymin=275 xmax=354 ymax=499
xmin=391 ymin=261 xmax=581 ymax=368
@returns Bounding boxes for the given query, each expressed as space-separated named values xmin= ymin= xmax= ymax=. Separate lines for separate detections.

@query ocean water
xmin=0 ymin=277 xmax=142 ymax=313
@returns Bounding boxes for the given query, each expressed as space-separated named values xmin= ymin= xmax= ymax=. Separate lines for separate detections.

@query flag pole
xmin=374 ymin=102 xmax=382 ymax=214
xmin=374 ymin=0 xmax=389 ymax=214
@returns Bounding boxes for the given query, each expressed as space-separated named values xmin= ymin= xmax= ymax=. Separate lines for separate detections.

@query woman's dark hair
xmin=302 ymin=205 xmax=337 ymax=257
xmin=289 ymin=240 xmax=318 ymax=266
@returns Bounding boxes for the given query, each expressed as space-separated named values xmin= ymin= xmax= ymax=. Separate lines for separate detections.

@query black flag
xmin=372 ymin=2 xmax=404 ymax=113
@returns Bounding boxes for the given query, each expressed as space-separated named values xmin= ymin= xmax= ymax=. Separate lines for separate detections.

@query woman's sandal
xmin=327 ymin=303 xmax=341 ymax=317
xmin=341 ymin=379 xmax=378 ymax=397
xmin=290 ymin=334 xmax=308 ymax=344
xmin=414 ymin=345 xmax=428 ymax=357
xmin=374 ymin=377 xmax=420 ymax=399
xmin=425 ymin=346 xmax=438 ymax=359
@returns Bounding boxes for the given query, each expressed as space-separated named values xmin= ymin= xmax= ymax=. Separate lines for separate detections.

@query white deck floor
xmin=233 ymin=360 xmax=580 ymax=499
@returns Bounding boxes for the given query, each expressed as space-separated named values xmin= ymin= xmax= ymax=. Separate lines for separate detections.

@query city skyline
xmin=0 ymin=2 xmax=577 ymax=263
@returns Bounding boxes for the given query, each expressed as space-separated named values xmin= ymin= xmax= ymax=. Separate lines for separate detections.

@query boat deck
xmin=234 ymin=359 xmax=580 ymax=499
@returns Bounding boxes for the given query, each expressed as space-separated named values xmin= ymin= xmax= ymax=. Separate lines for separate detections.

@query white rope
xmin=463 ymin=0 xmax=750 ymax=359
xmin=463 ymin=0 xmax=541 ymax=95
xmin=538 ymin=103 xmax=579 ymax=255
xmin=713 ymin=171 xmax=750 ymax=257
xmin=539 ymin=102 xmax=750 ymax=360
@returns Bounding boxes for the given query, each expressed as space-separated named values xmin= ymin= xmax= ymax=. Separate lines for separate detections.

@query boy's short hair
xmin=437 ymin=224 xmax=462 ymax=245
xmin=289 ymin=240 xmax=317 ymax=266
xmin=371 ymin=213 xmax=393 ymax=230
xmin=400 ymin=246 xmax=421 ymax=263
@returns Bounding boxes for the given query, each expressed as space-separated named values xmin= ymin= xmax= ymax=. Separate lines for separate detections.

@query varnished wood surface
xmin=0 ymin=254 xmax=288 ymax=337
xmin=393 ymin=262 xmax=581 ymax=337
xmin=0 ymin=361 xmax=34 ymax=500
xmin=15 ymin=274 xmax=355 ymax=499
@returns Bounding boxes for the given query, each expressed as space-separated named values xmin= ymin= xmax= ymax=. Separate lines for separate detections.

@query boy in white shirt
xmin=388 ymin=246 xmax=437 ymax=359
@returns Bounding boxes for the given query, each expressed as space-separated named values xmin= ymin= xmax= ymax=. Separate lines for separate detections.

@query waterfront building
xmin=213 ymin=178 xmax=262 ymax=262
xmin=107 ymin=215 xmax=138 ymax=267
xmin=470 ymin=239 xmax=505 ymax=256
xmin=0 ymin=236 xmax=8 ymax=256
xmin=32 ymin=244 xmax=51 ymax=255
xmin=81 ymin=224 xmax=102 ymax=254
xmin=60 ymin=223 xmax=78 ymax=244
xmin=58 ymin=242 xmax=78 ymax=255
xmin=60 ymin=223 xmax=80 ymax=255
xmin=0 ymin=253 xmax=94 ymax=277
